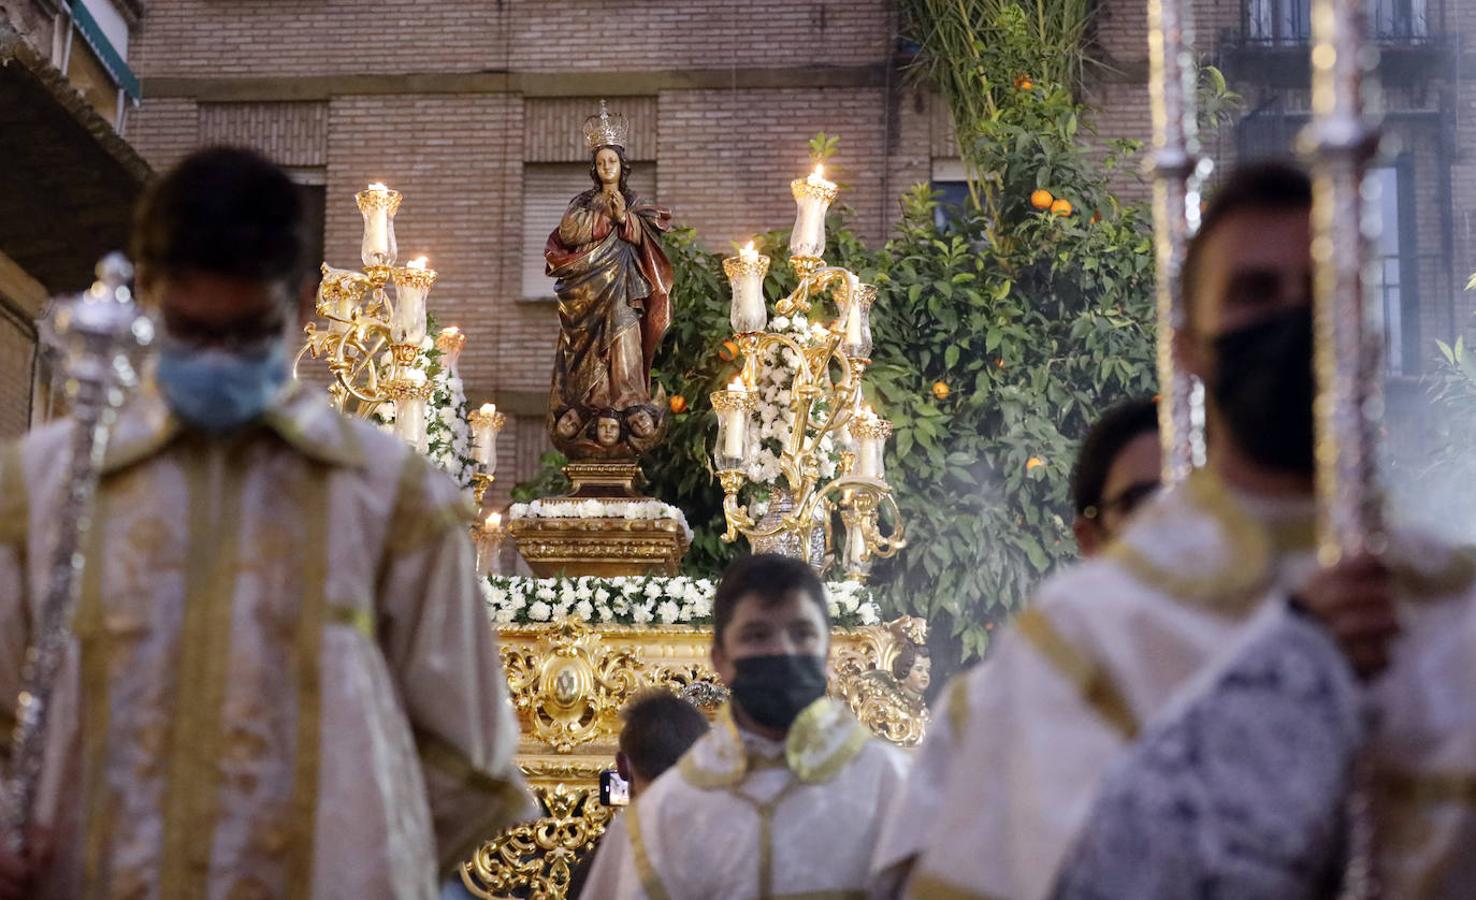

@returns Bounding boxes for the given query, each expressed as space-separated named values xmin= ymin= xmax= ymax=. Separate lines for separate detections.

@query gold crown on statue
xmin=583 ymin=100 xmax=628 ymax=151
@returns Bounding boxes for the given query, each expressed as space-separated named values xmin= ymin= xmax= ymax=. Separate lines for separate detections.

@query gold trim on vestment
xmin=1390 ymin=547 xmax=1476 ymax=601
xmin=103 ymin=382 xmax=364 ymax=476
xmin=0 ymin=441 xmax=26 ymax=547
xmin=285 ymin=467 xmax=330 ymax=897
xmin=328 ymin=604 xmax=376 ymax=637
xmin=1106 ymin=470 xmax=1273 ymax=617
xmin=679 ymin=700 xmax=870 ymax=789
xmin=628 ymin=801 xmax=673 ymax=900
xmin=1380 ymin=769 xmax=1476 ymax=808
xmin=904 ymin=872 xmax=1006 ymax=900
xmin=726 ymin=780 xmax=801 ymax=899
xmin=416 ymin=728 xmax=533 ymax=818
xmin=944 ymin=673 xmax=970 ymax=738
xmin=79 ymin=485 xmax=112 ymax=897
xmin=160 ymin=442 xmax=247 ymax=896
xmin=1014 ymin=608 xmax=1138 ymax=740
xmin=1 ymin=440 xmax=29 ymax=766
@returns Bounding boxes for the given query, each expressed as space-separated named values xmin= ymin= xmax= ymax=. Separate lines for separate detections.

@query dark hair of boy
xmin=1070 ymin=397 xmax=1161 ymax=519
xmin=712 ymin=553 xmax=830 ymax=647
xmin=131 ymin=145 xmax=310 ymax=289
xmin=617 ymin=691 xmax=711 ymax=785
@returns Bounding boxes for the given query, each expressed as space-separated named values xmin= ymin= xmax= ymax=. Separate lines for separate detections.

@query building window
xmin=1246 ymin=0 xmax=1430 ymax=44
xmin=1369 ymin=165 xmax=1413 ymax=375
xmin=930 ymin=159 xmax=971 ymax=232
xmin=521 ymin=162 xmax=656 ymax=301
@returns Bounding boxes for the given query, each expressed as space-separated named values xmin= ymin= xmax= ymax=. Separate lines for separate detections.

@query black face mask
xmin=729 ymin=654 xmax=828 ymax=732
xmin=1209 ymin=307 xmax=1316 ymax=475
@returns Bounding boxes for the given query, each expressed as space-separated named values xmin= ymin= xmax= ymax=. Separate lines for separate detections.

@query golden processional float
xmin=1148 ymin=0 xmax=1386 ymax=893
xmin=296 ymin=114 xmax=926 ymax=897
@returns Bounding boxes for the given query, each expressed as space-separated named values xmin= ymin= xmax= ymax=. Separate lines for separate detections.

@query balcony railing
xmin=1243 ymin=0 xmax=1444 ymax=46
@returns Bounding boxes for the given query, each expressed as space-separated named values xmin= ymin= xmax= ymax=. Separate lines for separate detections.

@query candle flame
xmin=805 ymin=164 xmax=836 ymax=189
xmin=486 ymin=512 xmax=502 ymax=529
xmin=739 ymin=240 xmax=759 ymax=262
xmin=441 ymin=326 xmax=461 ymax=335
xmin=368 ymin=182 xmax=390 ymax=191
xmin=408 ymin=256 xmax=428 ymax=270
xmin=728 ymin=377 xmax=747 ymax=392
xmin=479 ymin=402 xmax=496 ymax=416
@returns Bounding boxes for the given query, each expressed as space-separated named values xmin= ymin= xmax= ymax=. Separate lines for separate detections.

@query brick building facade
xmin=0 ymin=0 xmax=148 ymax=439
xmin=109 ymin=1 xmax=1476 ymax=495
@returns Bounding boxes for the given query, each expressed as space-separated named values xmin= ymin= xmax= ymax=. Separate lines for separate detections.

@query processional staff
xmin=1 ymin=255 xmax=153 ymax=853
xmin=1145 ymin=0 xmax=1206 ymax=483
xmin=1305 ymin=0 xmax=1386 ymax=897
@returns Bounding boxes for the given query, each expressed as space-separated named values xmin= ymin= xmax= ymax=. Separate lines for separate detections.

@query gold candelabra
xmin=295 ymin=183 xmax=507 ymax=536
xmin=712 ymin=164 xmax=905 ymax=581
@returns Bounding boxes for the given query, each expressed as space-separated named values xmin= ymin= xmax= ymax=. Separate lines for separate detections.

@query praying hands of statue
xmin=607 ymin=189 xmax=627 ymax=224
xmin=1291 ymin=553 xmax=1399 ymax=680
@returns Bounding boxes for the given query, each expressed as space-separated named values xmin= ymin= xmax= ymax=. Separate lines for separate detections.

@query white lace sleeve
xmin=1051 ymin=609 xmax=1367 ymax=900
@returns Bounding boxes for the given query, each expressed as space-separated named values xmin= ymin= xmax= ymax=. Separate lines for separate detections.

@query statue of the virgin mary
xmin=545 ymin=101 xmax=674 ymax=460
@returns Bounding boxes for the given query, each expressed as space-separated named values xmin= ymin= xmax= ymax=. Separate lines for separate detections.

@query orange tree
xmin=516 ymin=2 xmax=1231 ymax=666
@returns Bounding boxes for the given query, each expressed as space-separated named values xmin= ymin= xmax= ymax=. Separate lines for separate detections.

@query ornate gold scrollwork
xmin=501 ymin=619 xmax=645 ymax=754
xmin=461 ymin=782 xmax=614 ymax=899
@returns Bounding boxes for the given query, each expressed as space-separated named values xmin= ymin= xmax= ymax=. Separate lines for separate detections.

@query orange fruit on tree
xmin=931 ymin=380 xmax=950 ymax=400
xmin=1026 ymin=456 xmax=1045 ymax=471
xmin=1030 ymin=189 xmax=1054 ymax=210
xmin=669 ymin=395 xmax=688 ymax=415
xmin=1050 ymin=198 xmax=1073 ymax=217
xmin=717 ymin=339 xmax=739 ymax=362
xmin=1013 ymin=74 xmax=1034 ymax=90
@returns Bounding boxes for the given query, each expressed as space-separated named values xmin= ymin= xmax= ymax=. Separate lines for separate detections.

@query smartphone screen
xmin=599 ymin=768 xmax=630 ymax=807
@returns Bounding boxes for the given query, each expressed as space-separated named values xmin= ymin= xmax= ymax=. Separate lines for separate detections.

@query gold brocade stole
xmin=77 ymin=443 xmax=332 ymax=897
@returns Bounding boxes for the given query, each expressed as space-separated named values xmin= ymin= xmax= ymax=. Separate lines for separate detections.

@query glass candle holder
xmin=356 ymin=183 xmax=402 ymax=268
xmin=390 ymin=368 xmax=430 ymax=453
xmin=842 ymin=282 xmax=876 ymax=360
xmin=724 ymin=242 xmax=771 ymax=334
xmin=711 ymin=380 xmax=757 ymax=471
xmin=317 ymin=265 xmax=369 ymax=334
xmin=788 ymin=165 xmax=838 ymax=260
xmin=391 ymin=257 xmax=436 ymax=346
xmin=436 ymin=326 xmax=466 ymax=373
xmin=853 ymin=408 xmax=893 ymax=480
xmin=468 ymin=403 xmax=506 ymax=475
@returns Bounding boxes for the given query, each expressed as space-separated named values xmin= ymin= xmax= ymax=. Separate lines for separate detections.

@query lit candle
xmin=854 ymin=406 xmax=891 ymax=479
xmin=722 ymin=378 xmax=748 ymax=461
xmin=789 ymin=164 xmax=839 ymax=260
xmin=391 ymin=256 xmax=435 ymax=346
xmin=471 ymin=402 xmax=500 ymax=473
xmin=486 ymin=511 xmax=502 ymax=532
xmin=724 ymin=241 xmax=770 ymax=334
xmin=845 ymin=277 xmax=863 ymax=345
xmin=436 ymin=326 xmax=466 ymax=372
xmin=394 ymin=368 xmax=429 ymax=453
xmin=357 ymin=182 xmax=401 ymax=267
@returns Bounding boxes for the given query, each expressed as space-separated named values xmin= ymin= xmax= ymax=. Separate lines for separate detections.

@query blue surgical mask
xmin=156 ymin=340 xmax=289 ymax=433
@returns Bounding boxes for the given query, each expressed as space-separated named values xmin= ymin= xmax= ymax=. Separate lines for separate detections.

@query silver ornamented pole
xmin=1 ymin=255 xmax=153 ymax=853
xmin=1306 ymin=0 xmax=1384 ymax=564
xmin=1304 ymin=1 xmax=1384 ymax=897
xmin=1146 ymin=0 xmax=1205 ymax=484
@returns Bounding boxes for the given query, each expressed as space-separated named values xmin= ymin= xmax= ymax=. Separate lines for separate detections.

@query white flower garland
xmin=481 ymin=574 xmax=881 ymax=627
xmin=745 ymin=312 xmax=841 ymax=518
xmin=374 ymin=331 xmax=476 ymax=489
xmin=509 ymin=498 xmax=694 ymax=542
